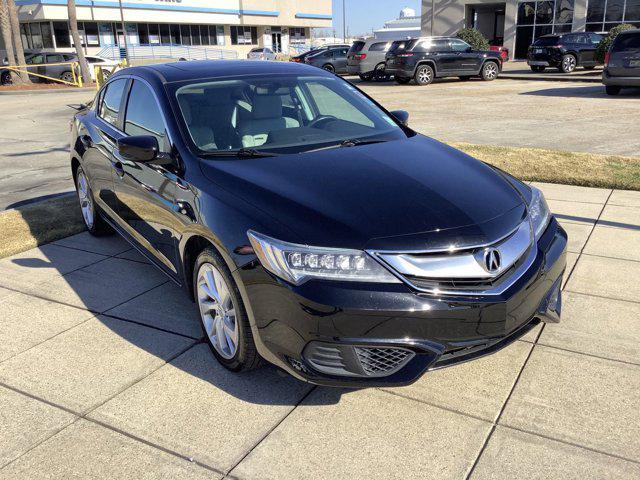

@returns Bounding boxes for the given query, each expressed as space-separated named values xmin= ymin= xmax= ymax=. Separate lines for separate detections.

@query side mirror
xmin=117 ymin=135 xmax=158 ymax=162
xmin=390 ymin=109 xmax=409 ymax=126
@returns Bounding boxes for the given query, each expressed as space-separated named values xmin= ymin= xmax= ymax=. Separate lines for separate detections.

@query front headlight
xmin=529 ymin=186 xmax=551 ymax=240
xmin=247 ymin=231 xmax=400 ymax=285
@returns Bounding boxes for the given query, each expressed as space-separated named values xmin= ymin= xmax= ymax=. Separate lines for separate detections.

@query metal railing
xmin=2 ymin=61 xmax=84 ymax=86
xmin=96 ymin=44 xmax=238 ymax=61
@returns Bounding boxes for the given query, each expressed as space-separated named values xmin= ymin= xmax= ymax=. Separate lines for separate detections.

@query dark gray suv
xmin=603 ymin=29 xmax=640 ymax=95
xmin=304 ymin=46 xmax=350 ymax=74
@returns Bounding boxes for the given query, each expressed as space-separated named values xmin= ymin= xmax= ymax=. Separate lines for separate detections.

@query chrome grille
xmin=355 ymin=347 xmax=415 ymax=376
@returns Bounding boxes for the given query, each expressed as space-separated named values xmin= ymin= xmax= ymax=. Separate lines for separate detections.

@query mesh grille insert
xmin=355 ymin=347 xmax=414 ymax=377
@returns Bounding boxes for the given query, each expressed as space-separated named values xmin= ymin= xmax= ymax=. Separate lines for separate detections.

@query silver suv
xmin=347 ymin=38 xmax=400 ymax=81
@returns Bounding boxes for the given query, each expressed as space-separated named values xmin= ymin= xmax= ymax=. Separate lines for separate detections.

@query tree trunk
xmin=0 ymin=0 xmax=19 ymax=84
xmin=5 ymin=0 xmax=29 ymax=83
xmin=67 ymin=0 xmax=91 ymax=85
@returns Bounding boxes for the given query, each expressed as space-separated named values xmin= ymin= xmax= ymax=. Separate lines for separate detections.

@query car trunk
xmin=608 ymin=33 xmax=640 ymax=77
xmin=347 ymin=41 xmax=366 ymax=67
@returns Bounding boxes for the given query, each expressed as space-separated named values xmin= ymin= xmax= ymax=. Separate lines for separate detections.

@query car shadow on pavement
xmin=4 ymin=219 xmax=349 ymax=407
xmin=521 ymin=85 xmax=640 ymax=98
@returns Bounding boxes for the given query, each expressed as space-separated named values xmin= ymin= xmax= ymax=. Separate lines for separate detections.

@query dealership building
xmin=421 ymin=0 xmax=640 ymax=59
xmin=1 ymin=0 xmax=332 ymax=59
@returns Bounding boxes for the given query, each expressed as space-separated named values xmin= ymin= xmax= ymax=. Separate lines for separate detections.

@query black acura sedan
xmin=70 ymin=61 xmax=566 ymax=387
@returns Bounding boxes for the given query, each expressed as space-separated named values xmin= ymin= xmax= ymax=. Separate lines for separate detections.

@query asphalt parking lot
xmin=0 ymin=182 xmax=639 ymax=479
xmin=1 ymin=76 xmax=639 ymax=209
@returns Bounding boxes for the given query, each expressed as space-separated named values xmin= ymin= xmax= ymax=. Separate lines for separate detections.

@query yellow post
xmin=71 ymin=62 xmax=78 ymax=87
xmin=95 ymin=65 xmax=104 ymax=90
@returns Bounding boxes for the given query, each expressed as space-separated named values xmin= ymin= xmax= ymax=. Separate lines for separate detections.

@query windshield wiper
xmin=199 ymin=148 xmax=280 ymax=158
xmin=304 ymin=138 xmax=388 ymax=153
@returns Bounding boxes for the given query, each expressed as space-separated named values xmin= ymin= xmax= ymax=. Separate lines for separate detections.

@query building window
xmin=18 ymin=22 xmax=56 ymax=50
xmin=149 ymin=24 xmax=161 ymax=44
xmin=230 ymin=26 xmax=258 ymax=45
xmin=289 ymin=27 xmax=307 ymax=43
xmin=84 ymin=22 xmax=100 ymax=46
xmin=180 ymin=24 xmax=192 ymax=45
xmin=587 ymin=0 xmax=640 ymax=31
xmin=160 ymin=24 xmax=171 ymax=44
xmin=170 ymin=24 xmax=180 ymax=44
xmin=53 ymin=21 xmax=71 ymax=48
xmin=515 ymin=0 xmax=574 ymax=58
xmin=137 ymin=24 xmax=149 ymax=45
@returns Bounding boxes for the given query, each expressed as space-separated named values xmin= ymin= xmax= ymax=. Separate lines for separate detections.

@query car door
xmin=333 ymin=48 xmax=349 ymax=73
xmin=45 ymin=53 xmax=64 ymax=80
xmin=573 ymin=34 xmax=593 ymax=64
xmin=431 ymin=39 xmax=456 ymax=74
xmin=82 ymin=77 xmax=129 ymax=217
xmin=449 ymin=39 xmax=481 ymax=72
xmin=112 ymin=78 xmax=182 ymax=274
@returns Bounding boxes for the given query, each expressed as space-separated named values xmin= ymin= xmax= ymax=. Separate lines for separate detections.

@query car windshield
xmin=533 ymin=36 xmax=560 ymax=46
xmin=172 ymin=74 xmax=408 ymax=155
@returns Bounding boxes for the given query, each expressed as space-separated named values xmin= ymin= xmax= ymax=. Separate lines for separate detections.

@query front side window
xmin=99 ymin=79 xmax=127 ymax=127
xmin=173 ymin=75 xmax=407 ymax=155
xmin=124 ymin=80 xmax=169 ymax=151
xmin=450 ymin=39 xmax=471 ymax=51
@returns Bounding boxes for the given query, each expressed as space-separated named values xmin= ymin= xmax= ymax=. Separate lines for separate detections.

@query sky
xmin=329 ymin=0 xmax=422 ymax=38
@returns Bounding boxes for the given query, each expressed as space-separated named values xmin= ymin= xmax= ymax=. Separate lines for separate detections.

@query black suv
xmin=527 ymin=32 xmax=603 ymax=73
xmin=602 ymin=29 xmax=640 ymax=95
xmin=385 ymin=37 xmax=502 ymax=85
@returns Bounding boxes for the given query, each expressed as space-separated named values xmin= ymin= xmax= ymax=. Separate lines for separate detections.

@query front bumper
xmin=236 ymin=218 xmax=567 ymax=387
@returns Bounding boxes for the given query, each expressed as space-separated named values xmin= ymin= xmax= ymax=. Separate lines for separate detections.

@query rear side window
xmin=533 ymin=36 xmax=560 ymax=46
xmin=124 ymin=80 xmax=169 ymax=151
xmin=99 ymin=78 xmax=127 ymax=127
xmin=612 ymin=33 xmax=640 ymax=52
xmin=369 ymin=42 xmax=389 ymax=52
xmin=349 ymin=41 xmax=365 ymax=53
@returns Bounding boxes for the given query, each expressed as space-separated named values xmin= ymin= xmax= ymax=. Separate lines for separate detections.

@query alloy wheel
xmin=197 ymin=263 xmax=239 ymax=359
xmin=562 ymin=55 xmax=576 ymax=73
xmin=417 ymin=66 xmax=432 ymax=84
xmin=61 ymin=71 xmax=74 ymax=83
xmin=483 ymin=62 xmax=498 ymax=80
xmin=76 ymin=170 xmax=94 ymax=229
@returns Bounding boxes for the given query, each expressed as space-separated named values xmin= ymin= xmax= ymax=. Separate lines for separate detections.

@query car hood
xmin=199 ymin=135 xmax=526 ymax=251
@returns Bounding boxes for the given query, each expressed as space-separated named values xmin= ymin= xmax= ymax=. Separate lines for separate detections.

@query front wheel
xmin=560 ymin=54 xmax=577 ymax=73
xmin=75 ymin=166 xmax=112 ymax=236
xmin=60 ymin=71 xmax=74 ymax=83
xmin=605 ymin=85 xmax=621 ymax=96
xmin=1 ymin=71 xmax=13 ymax=85
xmin=194 ymin=248 xmax=261 ymax=372
xmin=322 ymin=64 xmax=335 ymax=74
xmin=414 ymin=64 xmax=434 ymax=86
xmin=481 ymin=61 xmax=499 ymax=81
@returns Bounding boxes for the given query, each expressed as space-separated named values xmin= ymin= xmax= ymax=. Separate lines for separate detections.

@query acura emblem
xmin=484 ymin=248 xmax=501 ymax=273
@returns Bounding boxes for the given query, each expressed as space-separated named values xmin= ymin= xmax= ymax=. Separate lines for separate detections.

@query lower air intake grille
xmin=355 ymin=347 xmax=415 ymax=377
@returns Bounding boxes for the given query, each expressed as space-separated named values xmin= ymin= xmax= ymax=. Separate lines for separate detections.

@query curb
xmin=0 ymin=87 xmax=96 ymax=96
xmin=499 ymin=73 xmax=601 ymax=83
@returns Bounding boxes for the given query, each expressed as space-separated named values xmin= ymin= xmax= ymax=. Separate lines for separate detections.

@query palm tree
xmin=67 ymin=0 xmax=91 ymax=84
xmin=0 ymin=0 xmax=19 ymax=84
xmin=5 ymin=0 xmax=29 ymax=83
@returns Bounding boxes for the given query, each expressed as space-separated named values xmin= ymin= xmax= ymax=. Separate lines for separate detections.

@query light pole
xmin=118 ymin=0 xmax=130 ymax=63
xmin=430 ymin=0 xmax=435 ymax=36
xmin=342 ymin=0 xmax=346 ymax=42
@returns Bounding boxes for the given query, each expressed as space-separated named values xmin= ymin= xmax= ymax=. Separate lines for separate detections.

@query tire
xmin=101 ymin=69 xmax=112 ymax=80
xmin=60 ymin=71 xmax=74 ymax=83
xmin=481 ymin=61 xmax=499 ymax=81
xmin=530 ymin=66 xmax=545 ymax=73
xmin=322 ymin=64 xmax=335 ymax=73
xmin=194 ymin=247 xmax=261 ymax=372
xmin=0 ymin=71 xmax=12 ymax=85
xmin=605 ymin=85 xmax=621 ymax=96
xmin=373 ymin=63 xmax=390 ymax=81
xmin=395 ymin=76 xmax=411 ymax=84
xmin=414 ymin=64 xmax=434 ymax=86
xmin=560 ymin=54 xmax=577 ymax=73
xmin=75 ymin=166 xmax=112 ymax=236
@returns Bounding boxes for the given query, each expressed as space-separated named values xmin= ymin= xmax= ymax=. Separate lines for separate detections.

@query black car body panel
xmin=384 ymin=37 xmax=503 ymax=79
xmin=70 ymin=60 xmax=566 ymax=387
xmin=527 ymin=32 xmax=603 ymax=69
xmin=603 ymin=30 xmax=640 ymax=88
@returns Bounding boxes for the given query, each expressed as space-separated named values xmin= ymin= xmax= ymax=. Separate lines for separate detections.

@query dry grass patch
xmin=0 ymin=195 xmax=85 ymax=259
xmin=452 ymin=143 xmax=640 ymax=191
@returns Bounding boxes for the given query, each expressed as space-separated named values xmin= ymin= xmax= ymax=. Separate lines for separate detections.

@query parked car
xmin=1 ymin=52 xmax=77 ymax=84
xmin=70 ymin=60 xmax=566 ymax=387
xmin=347 ymin=38 xmax=397 ymax=80
xmin=290 ymin=44 xmax=351 ymax=63
xmin=527 ymin=32 xmax=603 ymax=73
xmin=247 ymin=47 xmax=276 ymax=61
xmin=85 ymin=55 xmax=120 ymax=81
xmin=602 ymin=29 xmax=640 ymax=95
xmin=385 ymin=37 xmax=503 ymax=85
xmin=304 ymin=46 xmax=350 ymax=74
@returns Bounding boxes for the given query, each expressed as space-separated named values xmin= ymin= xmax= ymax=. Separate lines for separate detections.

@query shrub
xmin=456 ymin=28 xmax=490 ymax=51
xmin=595 ymin=24 xmax=636 ymax=63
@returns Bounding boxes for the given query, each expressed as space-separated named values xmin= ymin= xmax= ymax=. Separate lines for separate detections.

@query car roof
xmin=115 ymin=60 xmax=329 ymax=84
